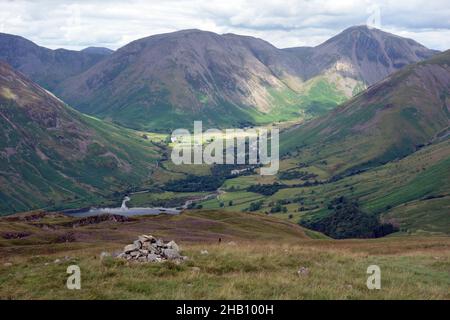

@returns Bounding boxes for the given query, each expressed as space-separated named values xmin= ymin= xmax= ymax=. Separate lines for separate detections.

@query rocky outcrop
xmin=117 ymin=235 xmax=186 ymax=263
xmin=63 ymin=214 xmax=134 ymax=228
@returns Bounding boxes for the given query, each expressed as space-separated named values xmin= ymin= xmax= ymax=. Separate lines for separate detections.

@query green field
xmin=193 ymin=139 xmax=450 ymax=235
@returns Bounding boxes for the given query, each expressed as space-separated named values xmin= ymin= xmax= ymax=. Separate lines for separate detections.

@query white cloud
xmin=0 ymin=0 xmax=448 ymax=50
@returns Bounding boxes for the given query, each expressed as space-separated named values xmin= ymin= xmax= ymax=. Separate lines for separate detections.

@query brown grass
xmin=0 ymin=210 xmax=448 ymax=300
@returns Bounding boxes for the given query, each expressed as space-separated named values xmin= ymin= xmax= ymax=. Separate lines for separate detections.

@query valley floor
xmin=0 ymin=211 xmax=448 ymax=299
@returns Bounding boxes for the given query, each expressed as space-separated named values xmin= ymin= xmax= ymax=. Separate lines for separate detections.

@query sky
xmin=0 ymin=0 xmax=449 ymax=51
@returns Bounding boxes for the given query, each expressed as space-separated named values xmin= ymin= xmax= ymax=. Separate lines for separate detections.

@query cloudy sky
xmin=0 ymin=0 xmax=449 ymax=51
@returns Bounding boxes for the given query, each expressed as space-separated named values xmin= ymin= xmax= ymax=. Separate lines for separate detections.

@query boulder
xmin=297 ymin=267 xmax=310 ymax=277
xmin=130 ymin=251 xmax=140 ymax=257
xmin=100 ymin=251 xmax=111 ymax=260
xmin=124 ymin=244 xmax=138 ymax=253
xmin=147 ymin=253 xmax=159 ymax=262
xmin=163 ymin=248 xmax=180 ymax=259
xmin=167 ymin=240 xmax=179 ymax=251
xmin=138 ymin=235 xmax=149 ymax=242
xmin=133 ymin=240 xmax=142 ymax=249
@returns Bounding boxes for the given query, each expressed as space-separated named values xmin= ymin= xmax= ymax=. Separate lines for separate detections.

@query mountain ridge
xmin=0 ymin=32 xmax=110 ymax=90
xmin=52 ymin=25 xmax=438 ymax=131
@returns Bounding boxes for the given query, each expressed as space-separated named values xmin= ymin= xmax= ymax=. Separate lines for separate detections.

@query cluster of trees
xmin=246 ymin=179 xmax=324 ymax=196
xmin=164 ymin=175 xmax=224 ymax=192
xmin=269 ymin=202 xmax=288 ymax=213
xmin=165 ymin=164 xmax=255 ymax=193
xmin=300 ymin=197 xmax=398 ymax=239
xmin=245 ymin=200 xmax=289 ymax=213
xmin=278 ymin=170 xmax=318 ymax=181
xmin=247 ymin=183 xmax=287 ymax=195
xmin=248 ymin=200 xmax=264 ymax=211
xmin=187 ymin=202 xmax=203 ymax=209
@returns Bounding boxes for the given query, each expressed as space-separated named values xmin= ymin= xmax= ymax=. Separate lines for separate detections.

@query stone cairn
xmin=117 ymin=235 xmax=186 ymax=263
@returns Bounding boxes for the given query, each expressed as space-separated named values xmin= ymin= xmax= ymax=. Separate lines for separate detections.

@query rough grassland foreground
xmin=0 ymin=210 xmax=448 ymax=299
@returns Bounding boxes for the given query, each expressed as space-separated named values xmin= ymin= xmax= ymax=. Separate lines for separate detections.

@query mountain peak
xmin=81 ymin=46 xmax=114 ymax=56
xmin=310 ymin=25 xmax=437 ymax=85
xmin=0 ymin=32 xmax=112 ymax=90
xmin=342 ymin=24 xmax=377 ymax=32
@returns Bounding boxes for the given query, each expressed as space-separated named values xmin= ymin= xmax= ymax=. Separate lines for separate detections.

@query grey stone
xmin=130 ymin=251 xmax=140 ymax=257
xmin=100 ymin=251 xmax=110 ymax=260
xmin=167 ymin=240 xmax=179 ymax=251
xmin=297 ymin=267 xmax=309 ymax=277
xmin=133 ymin=240 xmax=142 ymax=249
xmin=141 ymin=241 xmax=152 ymax=249
xmin=147 ymin=253 xmax=159 ymax=262
xmin=163 ymin=248 xmax=180 ymax=260
xmin=124 ymin=244 xmax=138 ymax=253
xmin=138 ymin=235 xmax=149 ymax=242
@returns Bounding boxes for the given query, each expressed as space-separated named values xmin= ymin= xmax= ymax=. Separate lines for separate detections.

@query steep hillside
xmin=56 ymin=30 xmax=307 ymax=131
xmin=0 ymin=33 xmax=108 ymax=90
xmin=0 ymin=62 xmax=162 ymax=215
xmin=281 ymin=50 xmax=450 ymax=176
xmin=286 ymin=25 xmax=437 ymax=86
xmin=56 ymin=27 xmax=436 ymax=131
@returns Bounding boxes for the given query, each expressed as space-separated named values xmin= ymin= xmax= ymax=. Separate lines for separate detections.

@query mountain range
xmin=0 ymin=26 xmax=448 ymax=223
xmin=1 ymin=26 xmax=437 ymax=131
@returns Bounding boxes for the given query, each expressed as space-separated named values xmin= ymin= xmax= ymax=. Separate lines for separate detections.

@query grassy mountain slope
xmin=196 ymin=52 xmax=450 ymax=235
xmin=281 ymin=50 xmax=450 ymax=176
xmin=56 ymin=30 xmax=307 ymax=131
xmin=0 ymin=62 xmax=162 ymax=215
xmin=201 ymin=137 xmax=449 ymax=235
xmin=55 ymin=27 xmax=436 ymax=131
